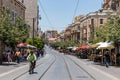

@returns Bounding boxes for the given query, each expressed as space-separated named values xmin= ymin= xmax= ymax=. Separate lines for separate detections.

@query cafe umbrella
xmin=16 ymin=42 xmax=28 ymax=48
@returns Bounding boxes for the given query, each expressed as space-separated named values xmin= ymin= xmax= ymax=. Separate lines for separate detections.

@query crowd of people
xmin=2 ymin=47 xmax=45 ymax=64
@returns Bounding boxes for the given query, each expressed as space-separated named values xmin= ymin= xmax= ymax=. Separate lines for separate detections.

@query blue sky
xmin=38 ymin=0 xmax=103 ymax=33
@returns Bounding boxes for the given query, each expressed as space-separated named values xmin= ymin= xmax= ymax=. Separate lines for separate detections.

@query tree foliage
xmin=94 ymin=16 xmax=120 ymax=46
xmin=26 ymin=38 xmax=45 ymax=48
xmin=0 ymin=7 xmax=29 ymax=46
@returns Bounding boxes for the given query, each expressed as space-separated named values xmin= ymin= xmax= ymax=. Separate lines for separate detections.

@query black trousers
xmin=29 ymin=61 xmax=36 ymax=73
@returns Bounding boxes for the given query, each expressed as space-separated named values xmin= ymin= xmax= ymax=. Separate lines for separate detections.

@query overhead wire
xmin=71 ymin=0 xmax=79 ymax=23
xmin=38 ymin=0 xmax=54 ymax=29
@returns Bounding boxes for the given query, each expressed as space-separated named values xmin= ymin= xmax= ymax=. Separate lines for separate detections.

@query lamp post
xmin=32 ymin=18 xmax=35 ymax=46
xmin=32 ymin=16 xmax=41 ymax=46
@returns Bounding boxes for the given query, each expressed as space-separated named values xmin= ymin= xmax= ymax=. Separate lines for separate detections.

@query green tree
xmin=26 ymin=38 xmax=45 ymax=48
xmin=94 ymin=16 xmax=120 ymax=52
xmin=0 ymin=7 xmax=29 ymax=46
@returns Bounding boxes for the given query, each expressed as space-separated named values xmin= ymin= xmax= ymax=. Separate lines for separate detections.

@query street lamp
xmin=32 ymin=15 xmax=41 ymax=46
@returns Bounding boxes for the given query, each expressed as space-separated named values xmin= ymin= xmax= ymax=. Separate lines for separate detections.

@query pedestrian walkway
xmin=67 ymin=55 xmax=120 ymax=80
xmin=80 ymin=59 xmax=120 ymax=79
xmin=0 ymin=61 xmax=28 ymax=74
xmin=0 ymin=56 xmax=44 ymax=76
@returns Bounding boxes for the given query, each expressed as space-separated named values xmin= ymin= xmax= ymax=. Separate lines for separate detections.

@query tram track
xmin=13 ymin=61 xmax=44 ymax=80
xmin=38 ymin=54 xmax=56 ymax=80
xmin=65 ymin=55 xmax=96 ymax=80
xmin=62 ymin=56 xmax=73 ymax=80
xmin=13 ymin=54 xmax=56 ymax=80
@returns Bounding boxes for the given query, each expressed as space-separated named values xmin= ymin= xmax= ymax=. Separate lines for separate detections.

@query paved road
xmin=0 ymin=46 xmax=119 ymax=80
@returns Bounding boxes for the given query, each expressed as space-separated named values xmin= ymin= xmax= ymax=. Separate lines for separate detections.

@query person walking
xmin=27 ymin=50 xmax=37 ymax=74
xmin=15 ymin=50 xmax=21 ymax=63
xmin=7 ymin=50 xmax=12 ymax=63
xmin=105 ymin=51 xmax=110 ymax=68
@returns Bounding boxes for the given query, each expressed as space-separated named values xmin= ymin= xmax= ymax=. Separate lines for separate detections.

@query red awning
xmin=16 ymin=42 xmax=28 ymax=48
xmin=76 ymin=45 xmax=88 ymax=51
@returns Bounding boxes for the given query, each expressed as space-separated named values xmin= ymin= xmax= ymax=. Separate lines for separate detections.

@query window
xmin=77 ymin=26 xmax=80 ymax=30
xmin=91 ymin=19 xmax=94 ymax=26
xmin=22 ymin=0 xmax=24 ymax=3
xmin=100 ymin=19 xmax=103 ymax=24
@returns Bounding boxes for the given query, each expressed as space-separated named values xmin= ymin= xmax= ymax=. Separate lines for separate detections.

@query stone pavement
xmin=0 ymin=61 xmax=28 ymax=74
xmin=78 ymin=58 xmax=120 ymax=79
xmin=0 ymin=55 xmax=120 ymax=80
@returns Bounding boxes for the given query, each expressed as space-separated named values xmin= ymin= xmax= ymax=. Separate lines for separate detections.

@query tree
xmin=26 ymin=38 xmax=45 ymax=48
xmin=94 ymin=16 xmax=120 ymax=52
xmin=0 ymin=7 xmax=29 ymax=46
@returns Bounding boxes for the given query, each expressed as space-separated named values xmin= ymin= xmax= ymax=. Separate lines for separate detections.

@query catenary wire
xmin=38 ymin=0 xmax=54 ymax=30
xmin=71 ymin=0 xmax=79 ymax=23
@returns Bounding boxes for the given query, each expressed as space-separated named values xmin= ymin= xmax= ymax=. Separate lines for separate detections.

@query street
xmin=0 ymin=46 xmax=119 ymax=80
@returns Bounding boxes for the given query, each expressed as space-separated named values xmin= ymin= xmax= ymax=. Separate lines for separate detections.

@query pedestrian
xmin=7 ymin=50 xmax=12 ymax=63
xmin=27 ymin=50 xmax=37 ymax=74
xmin=104 ymin=51 xmax=110 ymax=68
xmin=15 ymin=50 xmax=21 ymax=63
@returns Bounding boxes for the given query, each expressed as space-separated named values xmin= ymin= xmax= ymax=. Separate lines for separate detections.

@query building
xmin=18 ymin=0 xmax=39 ymax=38
xmin=0 ymin=0 xmax=26 ymax=19
xmin=58 ymin=30 xmax=65 ymax=42
xmin=70 ymin=15 xmax=84 ymax=42
xmin=102 ymin=0 xmax=117 ymax=11
xmin=0 ymin=0 xmax=26 ymax=64
xmin=45 ymin=30 xmax=58 ymax=42
xmin=114 ymin=0 xmax=120 ymax=16
xmin=37 ymin=28 xmax=43 ymax=39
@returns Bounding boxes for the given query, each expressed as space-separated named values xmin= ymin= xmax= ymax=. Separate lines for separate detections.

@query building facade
xmin=45 ymin=30 xmax=58 ymax=42
xmin=18 ymin=0 xmax=39 ymax=38
xmin=61 ymin=9 xmax=116 ymax=45
xmin=0 ymin=0 xmax=26 ymax=19
xmin=0 ymin=0 xmax=26 ymax=64
xmin=103 ymin=0 xmax=117 ymax=11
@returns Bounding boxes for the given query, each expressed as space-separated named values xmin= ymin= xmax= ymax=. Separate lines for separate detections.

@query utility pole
xmin=32 ymin=18 xmax=35 ymax=46
xmin=32 ymin=15 xmax=41 ymax=46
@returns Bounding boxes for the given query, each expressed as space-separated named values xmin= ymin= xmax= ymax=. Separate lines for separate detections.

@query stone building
xmin=62 ymin=9 xmax=116 ymax=44
xmin=0 ymin=0 xmax=26 ymax=64
xmin=70 ymin=15 xmax=84 ymax=42
xmin=37 ymin=28 xmax=43 ymax=39
xmin=102 ymin=0 xmax=117 ymax=11
xmin=0 ymin=0 xmax=26 ymax=19
xmin=80 ymin=9 xmax=116 ymax=43
xmin=18 ymin=0 xmax=39 ymax=38
xmin=45 ymin=30 xmax=58 ymax=42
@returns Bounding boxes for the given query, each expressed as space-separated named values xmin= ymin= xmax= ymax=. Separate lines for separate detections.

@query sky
xmin=38 ymin=0 xmax=103 ymax=33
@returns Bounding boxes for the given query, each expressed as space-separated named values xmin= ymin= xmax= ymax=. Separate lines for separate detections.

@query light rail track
xmin=13 ymin=54 xmax=56 ymax=80
xmin=66 ymin=55 xmax=96 ymax=80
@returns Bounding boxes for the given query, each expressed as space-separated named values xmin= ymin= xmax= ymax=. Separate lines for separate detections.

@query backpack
xmin=29 ymin=54 xmax=35 ymax=61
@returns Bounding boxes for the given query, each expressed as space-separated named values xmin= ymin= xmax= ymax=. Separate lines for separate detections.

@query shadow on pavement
xmin=0 ymin=62 xmax=17 ymax=66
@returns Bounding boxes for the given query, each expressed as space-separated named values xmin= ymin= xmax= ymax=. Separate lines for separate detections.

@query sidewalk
xmin=80 ymin=59 xmax=120 ymax=79
xmin=0 ymin=61 xmax=28 ymax=74
xmin=0 ymin=56 xmax=42 ymax=75
xmin=76 ymin=58 xmax=120 ymax=79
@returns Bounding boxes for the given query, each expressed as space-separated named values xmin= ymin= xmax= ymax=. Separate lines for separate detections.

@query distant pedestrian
xmin=105 ymin=51 xmax=110 ymax=68
xmin=7 ymin=50 xmax=12 ymax=63
xmin=15 ymin=50 xmax=21 ymax=63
